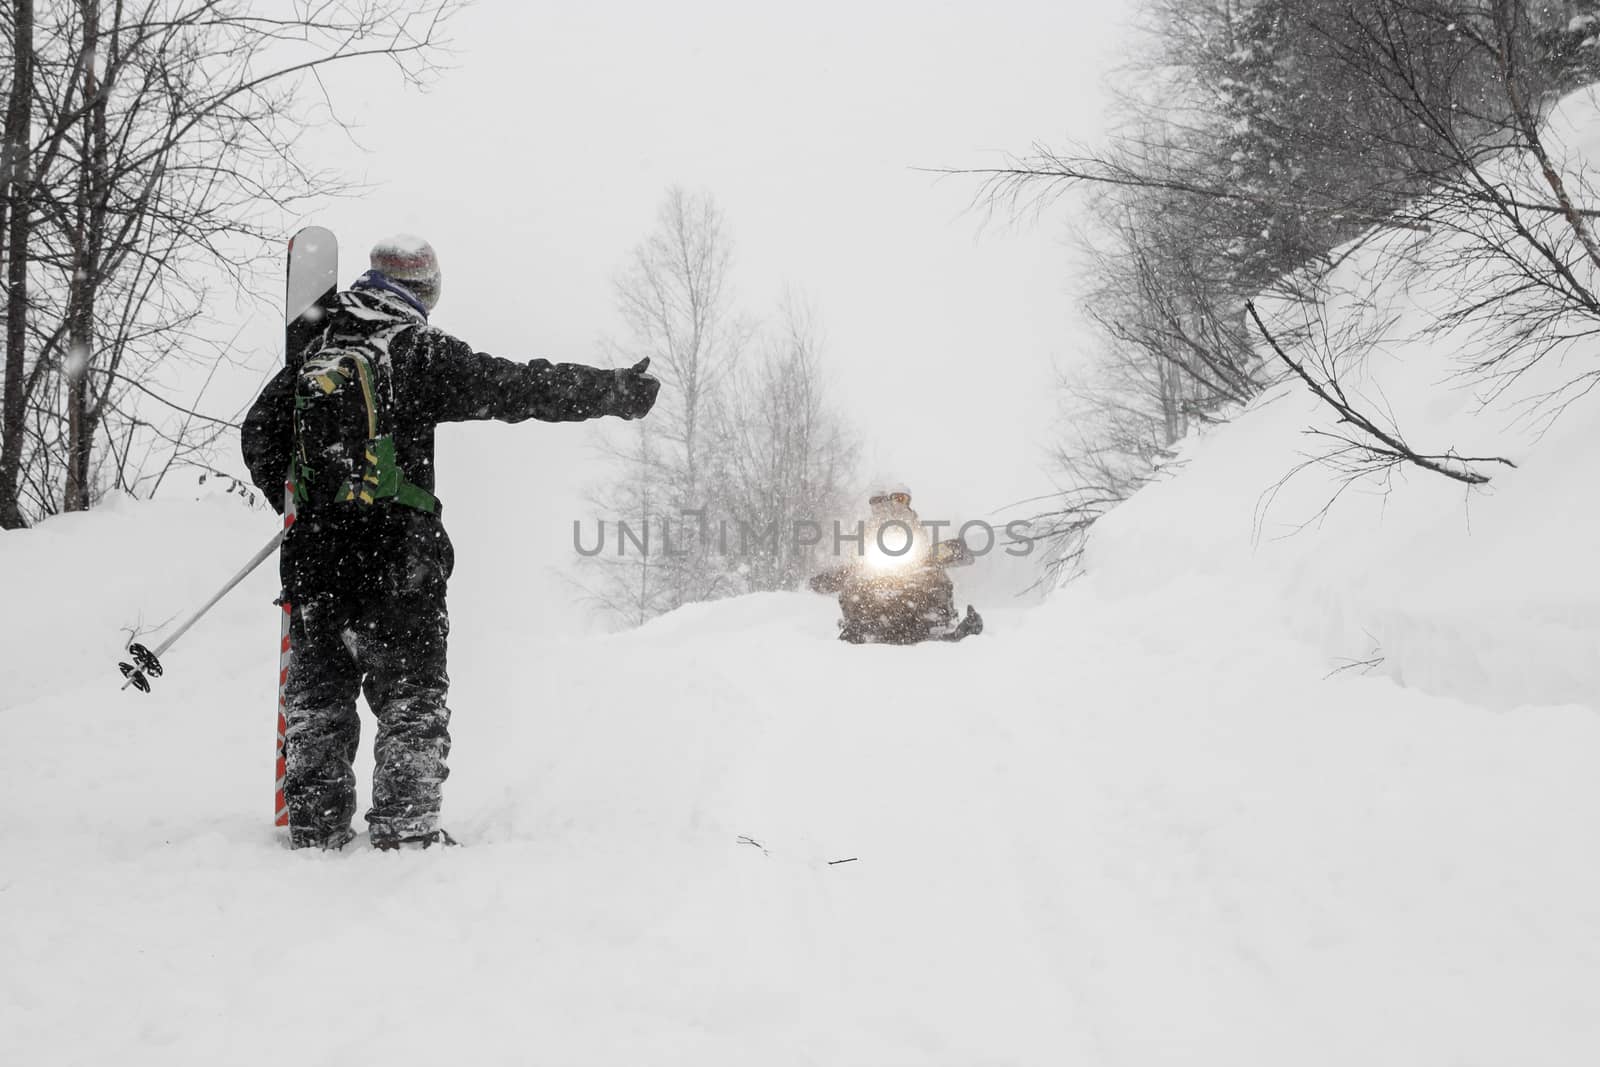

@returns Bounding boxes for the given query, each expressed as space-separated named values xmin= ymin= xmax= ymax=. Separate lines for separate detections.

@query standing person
xmin=242 ymin=235 xmax=659 ymax=850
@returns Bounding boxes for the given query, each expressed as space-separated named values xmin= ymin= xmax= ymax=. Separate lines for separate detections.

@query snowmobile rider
xmin=241 ymin=235 xmax=660 ymax=850
xmin=809 ymin=485 xmax=983 ymax=644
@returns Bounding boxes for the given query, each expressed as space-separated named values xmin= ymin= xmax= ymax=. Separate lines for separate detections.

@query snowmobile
xmin=810 ymin=536 xmax=984 ymax=645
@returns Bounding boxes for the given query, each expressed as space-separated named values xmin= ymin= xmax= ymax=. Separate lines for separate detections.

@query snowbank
xmin=1078 ymin=89 xmax=1600 ymax=712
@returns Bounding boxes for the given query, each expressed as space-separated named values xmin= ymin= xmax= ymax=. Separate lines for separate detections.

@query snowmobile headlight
xmin=863 ymin=538 xmax=918 ymax=572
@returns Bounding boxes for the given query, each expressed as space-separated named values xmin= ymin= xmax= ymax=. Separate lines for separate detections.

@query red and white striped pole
xmin=274 ymin=476 xmax=295 ymax=828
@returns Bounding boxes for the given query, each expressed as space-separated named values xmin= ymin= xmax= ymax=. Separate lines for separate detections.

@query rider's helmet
xmin=867 ymin=480 xmax=912 ymax=512
xmin=370 ymin=234 xmax=442 ymax=311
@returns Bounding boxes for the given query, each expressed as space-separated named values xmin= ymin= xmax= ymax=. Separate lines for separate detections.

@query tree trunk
xmin=64 ymin=0 xmax=104 ymax=512
xmin=0 ymin=0 xmax=34 ymax=529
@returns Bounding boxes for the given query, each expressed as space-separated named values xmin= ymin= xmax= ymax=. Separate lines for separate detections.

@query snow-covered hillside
xmin=1160 ymin=88 xmax=1600 ymax=714
xmin=7 ymin=104 xmax=1600 ymax=1067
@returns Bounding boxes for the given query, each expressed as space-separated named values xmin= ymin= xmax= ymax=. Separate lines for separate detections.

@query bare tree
xmin=580 ymin=196 xmax=858 ymax=626
xmin=950 ymin=0 xmax=1600 ymax=574
xmin=605 ymin=186 xmax=749 ymax=609
xmin=1247 ymin=300 xmax=1517 ymax=487
xmin=712 ymin=294 xmax=856 ymax=592
xmin=0 ymin=0 xmax=459 ymax=527
xmin=0 ymin=0 xmax=35 ymax=528
xmin=1306 ymin=0 xmax=1600 ymax=416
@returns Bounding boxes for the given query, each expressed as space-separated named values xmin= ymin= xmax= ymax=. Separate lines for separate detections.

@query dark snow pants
xmin=282 ymin=582 xmax=451 ymax=848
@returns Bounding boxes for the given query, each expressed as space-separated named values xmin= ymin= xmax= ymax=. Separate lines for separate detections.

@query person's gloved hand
xmin=614 ymin=357 xmax=661 ymax=420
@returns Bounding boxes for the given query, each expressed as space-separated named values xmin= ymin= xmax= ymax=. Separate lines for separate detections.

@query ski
xmin=278 ymin=226 xmax=338 ymax=828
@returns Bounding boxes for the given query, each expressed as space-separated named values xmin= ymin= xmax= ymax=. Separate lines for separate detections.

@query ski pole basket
xmin=118 ymin=643 xmax=164 ymax=693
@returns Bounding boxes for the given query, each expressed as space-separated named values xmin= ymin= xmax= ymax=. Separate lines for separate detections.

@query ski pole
xmin=118 ymin=529 xmax=285 ymax=693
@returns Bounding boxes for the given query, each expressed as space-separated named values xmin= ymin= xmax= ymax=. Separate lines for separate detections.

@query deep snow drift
xmin=6 ymin=105 xmax=1600 ymax=1067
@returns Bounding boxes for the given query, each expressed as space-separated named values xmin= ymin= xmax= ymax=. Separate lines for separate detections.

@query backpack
xmin=290 ymin=324 xmax=437 ymax=513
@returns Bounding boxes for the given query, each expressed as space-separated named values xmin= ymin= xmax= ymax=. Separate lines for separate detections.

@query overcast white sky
xmin=221 ymin=0 xmax=1133 ymax=621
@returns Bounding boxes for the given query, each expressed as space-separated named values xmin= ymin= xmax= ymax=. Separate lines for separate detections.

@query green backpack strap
xmin=295 ymin=329 xmax=438 ymax=514
xmin=350 ymin=349 xmax=437 ymax=513
xmin=344 ymin=435 xmax=437 ymax=513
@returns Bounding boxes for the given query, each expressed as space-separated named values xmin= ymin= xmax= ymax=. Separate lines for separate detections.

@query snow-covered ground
xmin=3 ymin=417 xmax=1597 ymax=1064
xmin=7 ymin=102 xmax=1600 ymax=1067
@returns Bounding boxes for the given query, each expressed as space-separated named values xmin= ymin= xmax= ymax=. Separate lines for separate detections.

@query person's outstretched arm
xmin=809 ymin=564 xmax=855 ymax=594
xmin=409 ymin=328 xmax=657 ymax=424
xmin=934 ymin=538 xmax=975 ymax=567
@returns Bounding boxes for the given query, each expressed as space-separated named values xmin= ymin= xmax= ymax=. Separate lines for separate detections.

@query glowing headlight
xmin=863 ymin=531 xmax=919 ymax=572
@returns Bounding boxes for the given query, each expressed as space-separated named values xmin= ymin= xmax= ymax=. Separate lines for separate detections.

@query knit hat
xmin=370 ymin=234 xmax=441 ymax=311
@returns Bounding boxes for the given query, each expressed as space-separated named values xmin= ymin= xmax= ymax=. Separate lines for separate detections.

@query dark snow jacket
xmin=241 ymin=283 xmax=639 ymax=600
